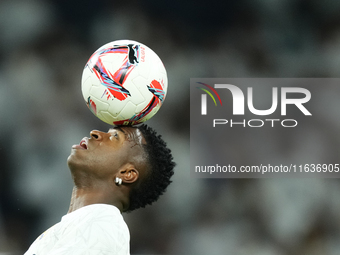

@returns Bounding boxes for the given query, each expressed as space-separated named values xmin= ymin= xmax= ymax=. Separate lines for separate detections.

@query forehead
xmin=110 ymin=126 xmax=146 ymax=145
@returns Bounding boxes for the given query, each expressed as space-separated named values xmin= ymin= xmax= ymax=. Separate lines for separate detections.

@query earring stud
xmin=115 ymin=177 xmax=122 ymax=185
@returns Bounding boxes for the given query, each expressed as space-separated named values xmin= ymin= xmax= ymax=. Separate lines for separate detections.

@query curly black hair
xmin=126 ymin=124 xmax=175 ymax=212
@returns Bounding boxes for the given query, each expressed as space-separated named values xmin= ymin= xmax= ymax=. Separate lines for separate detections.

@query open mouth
xmin=80 ymin=139 xmax=88 ymax=149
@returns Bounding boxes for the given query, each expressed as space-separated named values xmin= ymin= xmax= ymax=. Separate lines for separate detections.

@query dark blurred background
xmin=1 ymin=0 xmax=340 ymax=254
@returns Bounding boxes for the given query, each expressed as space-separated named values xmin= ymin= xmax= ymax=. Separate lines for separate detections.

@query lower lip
xmin=72 ymin=144 xmax=86 ymax=150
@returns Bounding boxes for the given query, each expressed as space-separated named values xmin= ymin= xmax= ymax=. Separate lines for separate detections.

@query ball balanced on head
xmin=81 ymin=39 xmax=168 ymax=126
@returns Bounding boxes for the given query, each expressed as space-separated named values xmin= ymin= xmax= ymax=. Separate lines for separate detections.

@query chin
xmin=67 ymin=153 xmax=79 ymax=172
xmin=67 ymin=153 xmax=93 ymax=177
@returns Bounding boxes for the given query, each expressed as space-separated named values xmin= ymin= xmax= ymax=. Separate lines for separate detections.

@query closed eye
xmin=109 ymin=127 xmax=126 ymax=140
xmin=108 ymin=129 xmax=119 ymax=140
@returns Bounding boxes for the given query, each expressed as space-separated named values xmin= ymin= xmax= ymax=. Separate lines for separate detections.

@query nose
xmin=90 ymin=130 xmax=104 ymax=140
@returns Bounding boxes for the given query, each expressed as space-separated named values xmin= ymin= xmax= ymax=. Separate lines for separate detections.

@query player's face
xmin=67 ymin=126 xmax=146 ymax=179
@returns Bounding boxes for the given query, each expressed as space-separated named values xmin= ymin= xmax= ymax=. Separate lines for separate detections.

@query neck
xmin=67 ymin=185 xmax=127 ymax=214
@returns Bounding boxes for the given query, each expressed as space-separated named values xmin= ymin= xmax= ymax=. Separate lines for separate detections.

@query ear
xmin=117 ymin=163 xmax=139 ymax=184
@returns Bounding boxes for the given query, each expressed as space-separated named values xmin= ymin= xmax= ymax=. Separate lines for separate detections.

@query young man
xmin=24 ymin=124 xmax=175 ymax=254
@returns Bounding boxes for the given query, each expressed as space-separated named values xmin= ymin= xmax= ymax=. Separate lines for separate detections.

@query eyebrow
xmin=109 ymin=127 xmax=126 ymax=136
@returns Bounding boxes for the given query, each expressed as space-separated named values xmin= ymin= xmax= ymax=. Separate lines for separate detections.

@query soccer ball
xmin=81 ymin=39 xmax=167 ymax=125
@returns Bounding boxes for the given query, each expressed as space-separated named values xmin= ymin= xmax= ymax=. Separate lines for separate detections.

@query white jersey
xmin=24 ymin=204 xmax=130 ymax=255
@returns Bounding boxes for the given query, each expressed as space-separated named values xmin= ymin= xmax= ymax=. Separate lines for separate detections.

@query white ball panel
xmin=98 ymin=110 xmax=115 ymax=124
xmin=81 ymin=74 xmax=92 ymax=101
xmin=120 ymin=101 xmax=138 ymax=119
